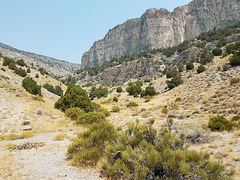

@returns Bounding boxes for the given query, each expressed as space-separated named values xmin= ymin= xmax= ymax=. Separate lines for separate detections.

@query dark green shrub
xmin=111 ymin=106 xmax=120 ymax=113
xmin=230 ymin=78 xmax=240 ymax=85
xmin=15 ymin=67 xmax=27 ymax=77
xmin=199 ymin=49 xmax=214 ymax=64
xmin=127 ymin=83 xmax=142 ymax=96
xmin=113 ymin=97 xmax=118 ymax=102
xmin=232 ymin=115 xmax=240 ymax=122
xmin=89 ymin=85 xmax=108 ymax=100
xmin=216 ymin=37 xmax=227 ymax=48
xmin=177 ymin=63 xmax=184 ymax=72
xmin=212 ymin=48 xmax=222 ymax=56
xmin=226 ymin=41 xmax=240 ymax=54
xmin=116 ymin=87 xmax=123 ymax=93
xmin=1 ymin=68 xmax=5 ymax=72
xmin=186 ymin=62 xmax=194 ymax=70
xmin=27 ymin=67 xmax=31 ymax=73
xmin=230 ymin=53 xmax=240 ymax=66
xmin=135 ymin=80 xmax=143 ymax=87
xmin=43 ymin=83 xmax=63 ymax=96
xmin=197 ymin=65 xmax=206 ymax=73
xmin=22 ymin=77 xmax=41 ymax=96
xmin=133 ymin=92 xmax=139 ymax=98
xmin=39 ymin=67 xmax=49 ymax=75
xmin=16 ymin=59 xmax=26 ymax=66
xmin=166 ymin=73 xmax=183 ymax=89
xmin=65 ymin=107 xmax=84 ymax=121
xmin=55 ymin=85 xmax=63 ymax=96
xmin=143 ymin=79 xmax=151 ymax=83
xmin=35 ymin=74 xmax=39 ymax=78
xmin=166 ymin=68 xmax=178 ymax=78
xmin=43 ymin=83 xmax=55 ymax=93
xmin=77 ymin=111 xmax=105 ymax=125
xmin=54 ymin=84 xmax=93 ymax=112
xmin=8 ymin=62 xmax=16 ymax=70
xmin=208 ymin=115 xmax=233 ymax=131
xmin=3 ymin=57 xmax=15 ymax=66
xmin=141 ymin=85 xmax=156 ymax=97
xmin=127 ymin=101 xmax=138 ymax=107
xmin=222 ymin=64 xmax=229 ymax=71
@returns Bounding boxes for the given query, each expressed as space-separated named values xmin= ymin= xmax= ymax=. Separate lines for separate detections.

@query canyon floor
xmin=0 ymin=55 xmax=239 ymax=179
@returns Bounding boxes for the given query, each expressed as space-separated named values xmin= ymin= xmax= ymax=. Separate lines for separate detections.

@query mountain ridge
xmin=0 ymin=42 xmax=81 ymax=76
xmin=81 ymin=0 xmax=240 ymax=69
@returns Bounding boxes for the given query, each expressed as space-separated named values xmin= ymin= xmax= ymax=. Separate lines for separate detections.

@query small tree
xmin=22 ymin=77 xmax=41 ymax=96
xmin=27 ymin=67 xmax=31 ymax=73
xmin=113 ymin=97 xmax=118 ymax=102
xmin=178 ymin=63 xmax=184 ymax=72
xmin=166 ymin=68 xmax=178 ymax=78
xmin=230 ymin=53 xmax=240 ymax=66
xmin=141 ymin=85 xmax=156 ymax=97
xmin=116 ymin=87 xmax=123 ymax=93
xmin=15 ymin=67 xmax=27 ymax=77
xmin=197 ymin=65 xmax=206 ymax=73
xmin=8 ymin=62 xmax=16 ymax=70
xmin=166 ymin=73 xmax=183 ymax=89
xmin=199 ymin=49 xmax=214 ymax=64
xmin=16 ymin=59 xmax=26 ymax=66
xmin=54 ymin=84 xmax=93 ymax=112
xmin=212 ymin=48 xmax=222 ymax=56
xmin=186 ymin=62 xmax=194 ymax=70
xmin=35 ymin=74 xmax=39 ymax=78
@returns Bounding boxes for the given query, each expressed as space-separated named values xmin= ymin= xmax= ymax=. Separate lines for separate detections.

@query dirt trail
xmin=0 ymin=71 xmax=102 ymax=179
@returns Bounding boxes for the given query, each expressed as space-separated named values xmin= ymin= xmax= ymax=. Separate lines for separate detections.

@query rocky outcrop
xmin=77 ymin=57 xmax=164 ymax=86
xmin=81 ymin=0 xmax=240 ymax=69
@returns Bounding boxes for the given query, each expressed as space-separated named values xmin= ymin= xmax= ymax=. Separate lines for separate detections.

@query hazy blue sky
xmin=0 ymin=0 xmax=192 ymax=64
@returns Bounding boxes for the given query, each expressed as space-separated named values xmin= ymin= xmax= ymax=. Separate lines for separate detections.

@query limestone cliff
xmin=81 ymin=0 xmax=240 ymax=69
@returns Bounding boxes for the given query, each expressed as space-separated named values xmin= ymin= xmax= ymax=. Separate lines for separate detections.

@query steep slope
xmin=0 ymin=43 xmax=81 ymax=76
xmin=93 ymin=55 xmax=240 ymax=179
xmin=81 ymin=0 xmax=240 ymax=69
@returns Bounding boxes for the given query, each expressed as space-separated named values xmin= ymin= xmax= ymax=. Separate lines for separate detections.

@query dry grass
xmin=53 ymin=133 xmax=66 ymax=141
xmin=21 ymin=131 xmax=34 ymax=138
xmin=5 ymin=133 xmax=18 ymax=141
xmin=5 ymin=143 xmax=16 ymax=150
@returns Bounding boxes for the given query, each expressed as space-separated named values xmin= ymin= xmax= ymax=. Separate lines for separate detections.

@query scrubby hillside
xmin=90 ymin=53 xmax=240 ymax=179
xmin=0 ymin=58 xmax=100 ymax=179
xmin=0 ymin=42 xmax=81 ymax=77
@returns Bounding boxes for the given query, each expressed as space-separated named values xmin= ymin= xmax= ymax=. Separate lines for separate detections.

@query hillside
xmin=81 ymin=0 xmax=240 ymax=69
xmin=0 ymin=59 xmax=100 ymax=179
xmin=0 ymin=42 xmax=81 ymax=77
xmin=0 ymin=45 xmax=240 ymax=178
xmin=91 ymin=54 xmax=240 ymax=179
xmin=75 ymin=21 xmax=240 ymax=87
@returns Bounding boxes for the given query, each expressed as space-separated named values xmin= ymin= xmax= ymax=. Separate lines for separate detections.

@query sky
xmin=0 ymin=0 xmax=192 ymax=64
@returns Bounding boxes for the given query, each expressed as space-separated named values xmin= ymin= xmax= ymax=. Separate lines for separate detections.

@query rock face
xmin=81 ymin=0 xmax=240 ymax=69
